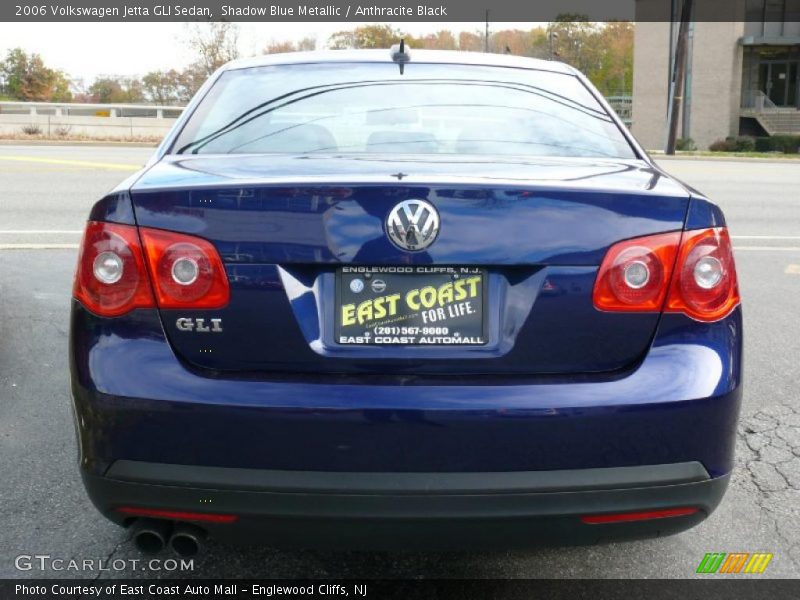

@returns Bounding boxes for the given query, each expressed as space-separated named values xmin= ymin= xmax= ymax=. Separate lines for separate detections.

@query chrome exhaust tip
xmin=169 ymin=522 xmax=206 ymax=557
xmin=130 ymin=518 xmax=172 ymax=555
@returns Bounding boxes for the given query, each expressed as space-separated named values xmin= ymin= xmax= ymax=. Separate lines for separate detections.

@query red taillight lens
xmin=116 ymin=506 xmax=238 ymax=523
xmin=580 ymin=507 xmax=698 ymax=524
xmin=594 ymin=227 xmax=739 ymax=322
xmin=665 ymin=228 xmax=740 ymax=322
xmin=139 ymin=228 xmax=229 ymax=309
xmin=593 ymin=231 xmax=681 ymax=312
xmin=73 ymin=222 xmax=155 ymax=317
xmin=74 ymin=222 xmax=229 ymax=315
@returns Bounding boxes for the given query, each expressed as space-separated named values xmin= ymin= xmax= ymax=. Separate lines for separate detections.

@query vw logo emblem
xmin=385 ymin=199 xmax=440 ymax=252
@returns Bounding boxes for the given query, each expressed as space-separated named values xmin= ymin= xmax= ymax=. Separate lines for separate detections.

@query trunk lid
xmin=130 ymin=154 xmax=689 ymax=375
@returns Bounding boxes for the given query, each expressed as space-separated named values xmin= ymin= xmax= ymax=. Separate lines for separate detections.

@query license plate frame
xmin=335 ymin=266 xmax=488 ymax=346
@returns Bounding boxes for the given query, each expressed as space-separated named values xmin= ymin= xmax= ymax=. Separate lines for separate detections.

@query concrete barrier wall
xmin=0 ymin=114 xmax=178 ymax=138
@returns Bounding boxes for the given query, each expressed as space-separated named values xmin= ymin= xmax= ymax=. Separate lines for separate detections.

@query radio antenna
xmin=390 ymin=39 xmax=411 ymax=75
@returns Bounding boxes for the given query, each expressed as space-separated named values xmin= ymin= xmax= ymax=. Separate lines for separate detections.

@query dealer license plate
xmin=335 ymin=266 xmax=487 ymax=346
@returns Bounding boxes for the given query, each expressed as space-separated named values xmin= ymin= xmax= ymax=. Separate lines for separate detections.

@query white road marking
xmin=732 ymin=235 xmax=800 ymax=240
xmin=0 ymin=230 xmax=83 ymax=234
xmin=0 ymin=243 xmax=79 ymax=250
xmin=733 ymin=246 xmax=800 ymax=252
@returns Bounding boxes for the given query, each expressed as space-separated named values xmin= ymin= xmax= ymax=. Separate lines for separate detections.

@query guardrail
xmin=0 ymin=101 xmax=185 ymax=138
xmin=0 ymin=101 xmax=185 ymax=118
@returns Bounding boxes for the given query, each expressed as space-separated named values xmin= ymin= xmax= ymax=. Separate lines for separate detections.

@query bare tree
xmin=263 ymin=37 xmax=316 ymax=54
xmin=186 ymin=22 xmax=240 ymax=77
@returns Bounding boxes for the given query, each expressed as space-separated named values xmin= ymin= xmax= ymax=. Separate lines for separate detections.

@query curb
xmin=651 ymin=153 xmax=800 ymax=164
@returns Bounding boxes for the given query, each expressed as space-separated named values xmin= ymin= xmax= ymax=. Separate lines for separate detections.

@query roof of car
xmin=223 ymin=49 xmax=578 ymax=75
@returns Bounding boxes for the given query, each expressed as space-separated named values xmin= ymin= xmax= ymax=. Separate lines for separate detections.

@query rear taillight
xmin=665 ymin=228 xmax=739 ymax=322
xmin=73 ymin=222 xmax=155 ymax=317
xmin=74 ymin=222 xmax=229 ymax=316
xmin=139 ymin=228 xmax=229 ymax=309
xmin=593 ymin=231 xmax=681 ymax=312
xmin=594 ymin=227 xmax=739 ymax=322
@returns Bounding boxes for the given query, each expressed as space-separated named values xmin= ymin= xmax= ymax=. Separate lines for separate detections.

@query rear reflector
xmin=594 ymin=227 xmax=739 ymax=322
xmin=117 ymin=507 xmax=238 ymax=523
xmin=580 ymin=507 xmax=699 ymax=524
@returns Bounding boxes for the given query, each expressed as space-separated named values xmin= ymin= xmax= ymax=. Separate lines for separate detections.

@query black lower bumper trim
xmin=83 ymin=461 xmax=729 ymax=549
xmin=106 ymin=460 xmax=711 ymax=494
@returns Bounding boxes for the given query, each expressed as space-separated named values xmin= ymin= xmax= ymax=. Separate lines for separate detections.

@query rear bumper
xmin=70 ymin=302 xmax=743 ymax=477
xmin=70 ymin=301 xmax=742 ymax=546
xmin=84 ymin=461 xmax=729 ymax=549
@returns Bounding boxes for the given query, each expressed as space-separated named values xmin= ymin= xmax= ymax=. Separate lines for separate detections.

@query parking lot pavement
xmin=0 ymin=146 xmax=798 ymax=579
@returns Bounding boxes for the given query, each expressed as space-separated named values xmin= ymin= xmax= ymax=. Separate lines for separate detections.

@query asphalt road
xmin=0 ymin=146 xmax=798 ymax=579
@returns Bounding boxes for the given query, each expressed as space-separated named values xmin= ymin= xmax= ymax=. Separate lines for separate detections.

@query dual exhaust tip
xmin=130 ymin=519 xmax=205 ymax=557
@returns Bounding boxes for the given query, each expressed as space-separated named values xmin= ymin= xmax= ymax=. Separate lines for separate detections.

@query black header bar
xmin=3 ymin=1 xmax=795 ymax=22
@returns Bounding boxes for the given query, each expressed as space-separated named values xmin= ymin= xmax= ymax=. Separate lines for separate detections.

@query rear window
xmin=173 ymin=62 xmax=636 ymax=159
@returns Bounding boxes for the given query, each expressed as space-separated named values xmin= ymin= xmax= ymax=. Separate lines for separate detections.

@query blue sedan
xmin=69 ymin=49 xmax=742 ymax=556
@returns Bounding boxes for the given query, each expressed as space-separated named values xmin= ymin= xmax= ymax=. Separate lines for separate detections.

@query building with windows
xmin=632 ymin=0 xmax=800 ymax=150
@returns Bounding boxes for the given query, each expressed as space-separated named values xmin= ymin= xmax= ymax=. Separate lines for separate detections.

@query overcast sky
xmin=0 ymin=22 xmax=542 ymax=84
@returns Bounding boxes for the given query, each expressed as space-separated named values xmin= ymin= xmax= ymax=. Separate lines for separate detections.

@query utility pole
xmin=666 ymin=0 xmax=694 ymax=155
xmin=484 ymin=10 xmax=490 ymax=52
xmin=548 ymin=29 xmax=559 ymax=60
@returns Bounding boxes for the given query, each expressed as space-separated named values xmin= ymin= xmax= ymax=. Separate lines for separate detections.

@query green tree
xmin=50 ymin=72 xmax=73 ymax=102
xmin=142 ymin=70 xmax=187 ymax=105
xmin=89 ymin=76 xmax=144 ymax=103
xmin=328 ymin=25 xmax=403 ymax=49
xmin=88 ymin=77 xmax=122 ymax=103
xmin=547 ymin=16 xmax=598 ymax=71
xmin=544 ymin=18 xmax=633 ymax=96
xmin=0 ymin=48 xmax=72 ymax=101
xmin=592 ymin=21 xmax=634 ymax=95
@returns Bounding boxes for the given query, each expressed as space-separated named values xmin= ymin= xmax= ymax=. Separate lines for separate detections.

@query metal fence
xmin=0 ymin=101 xmax=183 ymax=138
xmin=0 ymin=101 xmax=184 ymax=119
xmin=606 ymin=95 xmax=632 ymax=126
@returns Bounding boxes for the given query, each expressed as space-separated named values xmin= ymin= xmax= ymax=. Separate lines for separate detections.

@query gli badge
xmin=176 ymin=317 xmax=223 ymax=333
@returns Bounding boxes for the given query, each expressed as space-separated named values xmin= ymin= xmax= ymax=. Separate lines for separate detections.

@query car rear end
xmin=69 ymin=51 xmax=742 ymax=551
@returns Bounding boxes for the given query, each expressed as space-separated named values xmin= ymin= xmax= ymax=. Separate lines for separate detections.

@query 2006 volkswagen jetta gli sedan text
xmin=69 ymin=49 xmax=742 ymax=555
